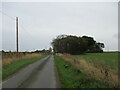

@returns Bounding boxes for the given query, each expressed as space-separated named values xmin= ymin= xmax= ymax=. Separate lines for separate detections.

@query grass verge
xmin=57 ymin=53 xmax=118 ymax=87
xmin=3 ymin=55 xmax=47 ymax=80
xmin=54 ymin=55 xmax=109 ymax=88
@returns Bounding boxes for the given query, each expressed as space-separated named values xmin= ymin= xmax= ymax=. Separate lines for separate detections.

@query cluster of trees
xmin=51 ymin=35 xmax=104 ymax=54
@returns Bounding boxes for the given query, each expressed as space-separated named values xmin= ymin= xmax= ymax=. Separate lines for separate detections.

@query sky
xmin=1 ymin=2 xmax=118 ymax=51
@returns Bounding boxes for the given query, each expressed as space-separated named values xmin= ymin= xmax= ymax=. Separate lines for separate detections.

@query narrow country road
xmin=2 ymin=55 xmax=60 ymax=88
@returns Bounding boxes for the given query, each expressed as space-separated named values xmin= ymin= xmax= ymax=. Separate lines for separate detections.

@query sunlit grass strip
xmin=3 ymin=55 xmax=47 ymax=80
xmin=54 ymin=55 xmax=108 ymax=88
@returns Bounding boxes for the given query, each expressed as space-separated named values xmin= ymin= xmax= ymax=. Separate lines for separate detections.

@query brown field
xmin=2 ymin=52 xmax=42 ymax=66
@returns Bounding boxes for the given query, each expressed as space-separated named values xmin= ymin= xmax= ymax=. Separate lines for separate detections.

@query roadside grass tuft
xmin=54 ymin=55 xmax=108 ymax=88
xmin=3 ymin=55 xmax=47 ymax=80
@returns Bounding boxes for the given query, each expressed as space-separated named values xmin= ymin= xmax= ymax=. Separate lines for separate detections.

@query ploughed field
xmin=55 ymin=52 xmax=118 ymax=88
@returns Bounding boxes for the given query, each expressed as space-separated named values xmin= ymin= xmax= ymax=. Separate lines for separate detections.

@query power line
xmin=0 ymin=10 xmax=33 ymax=38
xmin=0 ymin=10 xmax=35 ymax=51
xmin=19 ymin=23 xmax=34 ymax=38
xmin=0 ymin=10 xmax=15 ymax=20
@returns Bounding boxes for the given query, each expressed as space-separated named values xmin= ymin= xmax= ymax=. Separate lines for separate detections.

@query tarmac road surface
xmin=2 ymin=55 xmax=60 ymax=88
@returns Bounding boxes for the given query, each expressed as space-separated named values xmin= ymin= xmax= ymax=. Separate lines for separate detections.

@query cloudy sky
xmin=1 ymin=2 xmax=118 ymax=51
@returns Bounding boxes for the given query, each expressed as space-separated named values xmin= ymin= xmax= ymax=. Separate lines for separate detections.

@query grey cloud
xmin=2 ymin=2 xmax=118 ymax=51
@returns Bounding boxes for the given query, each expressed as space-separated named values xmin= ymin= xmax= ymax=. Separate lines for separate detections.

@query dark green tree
xmin=51 ymin=35 xmax=104 ymax=54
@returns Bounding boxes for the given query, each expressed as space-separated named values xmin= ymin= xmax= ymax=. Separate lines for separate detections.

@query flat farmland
xmin=72 ymin=52 xmax=118 ymax=70
xmin=56 ymin=52 xmax=119 ymax=88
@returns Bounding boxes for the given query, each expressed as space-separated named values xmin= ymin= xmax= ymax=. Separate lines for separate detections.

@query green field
xmin=3 ymin=55 xmax=47 ymax=80
xmin=54 ymin=55 xmax=108 ymax=88
xmin=71 ymin=52 xmax=118 ymax=70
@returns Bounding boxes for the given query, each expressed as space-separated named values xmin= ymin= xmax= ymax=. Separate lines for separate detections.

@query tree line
xmin=51 ymin=34 xmax=104 ymax=55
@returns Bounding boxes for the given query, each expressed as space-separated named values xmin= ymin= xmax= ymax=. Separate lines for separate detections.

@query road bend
xmin=2 ymin=55 xmax=60 ymax=88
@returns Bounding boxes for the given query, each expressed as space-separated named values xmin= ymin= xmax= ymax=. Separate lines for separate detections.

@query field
xmin=71 ymin=52 xmax=118 ymax=70
xmin=54 ymin=55 xmax=108 ymax=88
xmin=2 ymin=52 xmax=48 ymax=79
xmin=2 ymin=52 xmax=42 ymax=65
xmin=56 ymin=52 xmax=118 ymax=88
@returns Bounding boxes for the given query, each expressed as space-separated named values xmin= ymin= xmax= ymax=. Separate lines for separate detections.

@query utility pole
xmin=16 ymin=17 xmax=18 ymax=53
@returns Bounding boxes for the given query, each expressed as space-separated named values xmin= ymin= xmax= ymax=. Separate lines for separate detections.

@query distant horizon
xmin=1 ymin=49 xmax=119 ymax=52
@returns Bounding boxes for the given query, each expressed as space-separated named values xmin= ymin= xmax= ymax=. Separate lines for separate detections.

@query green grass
xmin=54 ymin=55 xmax=108 ymax=88
xmin=3 ymin=55 xmax=47 ymax=80
xmin=71 ymin=52 xmax=118 ymax=70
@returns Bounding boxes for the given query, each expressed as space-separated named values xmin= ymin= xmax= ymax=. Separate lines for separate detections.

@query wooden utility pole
xmin=16 ymin=17 xmax=18 ymax=53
